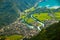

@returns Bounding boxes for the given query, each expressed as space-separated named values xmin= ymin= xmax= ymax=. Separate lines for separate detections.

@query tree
xmin=29 ymin=21 xmax=60 ymax=40
xmin=0 ymin=0 xmax=20 ymax=28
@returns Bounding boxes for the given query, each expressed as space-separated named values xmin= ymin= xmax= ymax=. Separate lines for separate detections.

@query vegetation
xmin=28 ymin=21 xmax=60 ymax=40
xmin=0 ymin=1 xmax=20 ymax=27
xmin=25 ymin=7 xmax=35 ymax=13
xmin=25 ymin=18 xmax=35 ymax=24
xmin=21 ymin=12 xmax=60 ymax=26
xmin=0 ymin=35 xmax=23 ymax=40
xmin=32 ymin=13 xmax=52 ymax=21
xmin=55 ymin=12 xmax=60 ymax=20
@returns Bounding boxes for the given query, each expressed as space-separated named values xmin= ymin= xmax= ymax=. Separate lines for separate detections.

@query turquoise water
xmin=38 ymin=0 xmax=60 ymax=7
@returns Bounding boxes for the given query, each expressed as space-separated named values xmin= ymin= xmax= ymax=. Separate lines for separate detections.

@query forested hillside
xmin=29 ymin=21 xmax=60 ymax=40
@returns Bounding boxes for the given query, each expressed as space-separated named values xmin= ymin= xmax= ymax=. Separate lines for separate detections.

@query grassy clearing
xmin=32 ymin=13 xmax=52 ymax=21
xmin=20 ymin=12 xmax=60 ymax=25
xmin=25 ymin=17 xmax=35 ymax=24
xmin=0 ymin=35 xmax=23 ymax=40
xmin=20 ymin=15 xmax=26 ymax=19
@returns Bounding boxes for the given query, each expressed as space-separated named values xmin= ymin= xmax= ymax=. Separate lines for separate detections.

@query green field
xmin=32 ymin=12 xmax=60 ymax=22
xmin=25 ymin=17 xmax=35 ymax=24
xmin=0 ymin=35 xmax=23 ymax=40
xmin=21 ymin=12 xmax=60 ymax=25
xmin=54 ymin=12 xmax=60 ymax=20
xmin=32 ymin=13 xmax=52 ymax=21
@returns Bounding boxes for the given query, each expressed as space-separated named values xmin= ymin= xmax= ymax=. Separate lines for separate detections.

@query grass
xmin=20 ymin=11 xmax=60 ymax=25
xmin=54 ymin=12 xmax=60 ymax=20
xmin=25 ymin=7 xmax=35 ymax=13
xmin=20 ymin=14 xmax=26 ymax=19
xmin=32 ymin=13 xmax=52 ymax=21
xmin=25 ymin=17 xmax=35 ymax=24
xmin=0 ymin=35 xmax=23 ymax=40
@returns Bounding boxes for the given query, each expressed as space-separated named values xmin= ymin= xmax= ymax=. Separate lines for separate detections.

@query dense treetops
xmin=29 ymin=21 xmax=60 ymax=40
xmin=0 ymin=0 xmax=19 ymax=27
